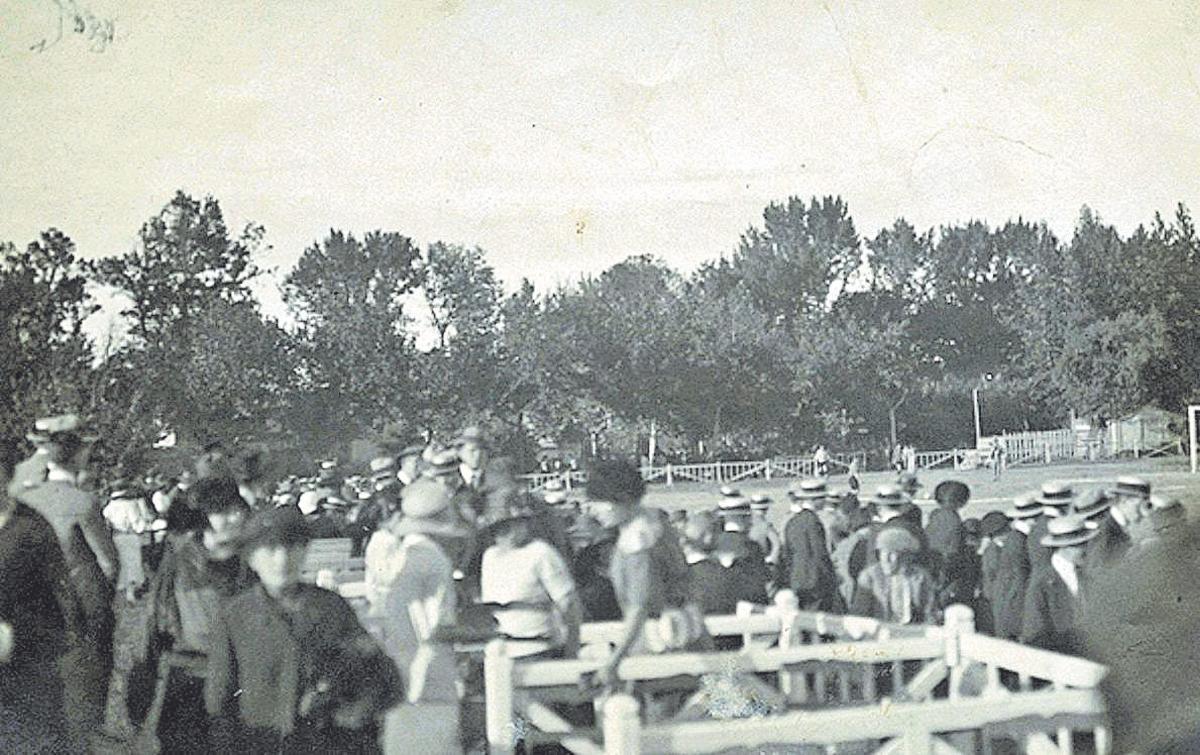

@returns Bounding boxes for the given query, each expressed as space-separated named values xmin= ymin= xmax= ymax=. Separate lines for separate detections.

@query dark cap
xmin=237 ymin=507 xmax=311 ymax=552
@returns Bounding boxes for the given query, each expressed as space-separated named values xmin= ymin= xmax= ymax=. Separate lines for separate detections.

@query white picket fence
xmin=519 ymin=453 xmax=866 ymax=493
xmin=484 ymin=598 xmax=1110 ymax=754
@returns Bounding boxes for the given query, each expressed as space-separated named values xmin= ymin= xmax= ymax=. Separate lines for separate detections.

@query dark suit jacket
xmin=1020 ymin=564 xmax=1084 ymax=654
xmin=781 ymin=509 xmax=840 ymax=610
xmin=925 ymin=507 xmax=963 ymax=562
xmin=205 ymin=583 xmax=400 ymax=749
xmin=1026 ymin=518 xmax=1053 ymax=573
xmin=983 ymin=530 xmax=1029 ymax=640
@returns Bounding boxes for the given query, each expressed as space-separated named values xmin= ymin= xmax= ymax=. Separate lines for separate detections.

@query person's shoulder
xmin=297 ymin=583 xmax=357 ymax=614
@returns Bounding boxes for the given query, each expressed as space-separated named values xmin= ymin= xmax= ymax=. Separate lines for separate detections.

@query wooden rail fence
xmin=484 ymin=598 xmax=1109 ymax=754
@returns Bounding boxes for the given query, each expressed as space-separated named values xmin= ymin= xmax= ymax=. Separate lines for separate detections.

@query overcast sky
xmin=3 ymin=0 xmax=1199 ymax=334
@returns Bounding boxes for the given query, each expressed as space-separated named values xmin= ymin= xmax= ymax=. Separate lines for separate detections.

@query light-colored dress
xmin=365 ymin=530 xmax=461 ymax=754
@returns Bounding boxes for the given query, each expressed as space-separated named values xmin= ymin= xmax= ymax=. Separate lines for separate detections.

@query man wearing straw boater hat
xmin=747 ymin=493 xmax=782 ymax=570
xmin=1026 ymin=480 xmax=1073 ymax=573
xmin=18 ymin=412 xmax=119 ymax=745
xmin=864 ymin=484 xmax=928 ymax=568
xmin=1073 ymin=488 xmax=1130 ymax=573
xmin=709 ymin=492 xmax=771 ymax=614
xmin=780 ymin=479 xmax=842 ymax=611
xmin=1019 ymin=512 xmax=1098 ymax=654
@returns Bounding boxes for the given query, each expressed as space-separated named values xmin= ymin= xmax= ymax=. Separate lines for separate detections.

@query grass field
xmin=637 ymin=457 xmax=1199 ymax=532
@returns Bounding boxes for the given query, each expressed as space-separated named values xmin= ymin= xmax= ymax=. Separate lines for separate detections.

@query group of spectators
xmin=0 ymin=411 xmax=1195 ymax=753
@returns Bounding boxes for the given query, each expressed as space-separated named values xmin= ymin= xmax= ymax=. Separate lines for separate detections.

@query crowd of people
xmin=0 ymin=411 xmax=1195 ymax=752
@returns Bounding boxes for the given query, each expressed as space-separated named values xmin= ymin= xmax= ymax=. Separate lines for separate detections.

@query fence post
xmin=564 ymin=472 xmax=572 ymax=492
xmin=602 ymin=694 xmax=641 ymax=754
xmin=953 ymin=449 xmax=960 ymax=471
xmin=943 ymin=604 xmax=975 ymax=702
xmin=1044 ymin=443 xmax=1051 ymax=465
xmin=664 ymin=463 xmax=673 ymax=486
xmin=765 ymin=458 xmax=772 ymax=480
xmin=484 ymin=639 xmax=515 ymax=755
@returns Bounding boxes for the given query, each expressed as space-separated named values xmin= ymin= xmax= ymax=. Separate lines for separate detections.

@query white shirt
xmin=1050 ymin=551 xmax=1080 ymax=597
xmin=103 ymin=496 xmax=155 ymax=533
xmin=459 ymin=463 xmax=482 ymax=489
xmin=481 ymin=539 xmax=575 ymax=653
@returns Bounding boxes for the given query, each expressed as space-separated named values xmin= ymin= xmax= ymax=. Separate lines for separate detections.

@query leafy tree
xmin=284 ymin=230 xmax=422 ymax=447
xmin=0 ymin=229 xmax=97 ymax=440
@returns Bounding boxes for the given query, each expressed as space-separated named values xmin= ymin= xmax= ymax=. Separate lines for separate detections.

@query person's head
xmin=423 ymin=448 xmax=461 ymax=488
xmin=456 ymin=426 xmax=488 ymax=470
xmin=876 ymin=527 xmax=920 ymax=576
xmin=585 ymin=459 xmax=645 ymax=528
xmin=238 ymin=507 xmax=311 ymax=595
xmin=1041 ymin=513 xmax=1098 ymax=564
xmin=897 ymin=472 xmax=922 ymax=497
xmin=398 ymin=444 xmax=424 ymax=478
xmin=1108 ymin=477 xmax=1152 ymax=531
xmin=389 ymin=478 xmax=468 ymax=540
xmin=193 ymin=477 xmax=251 ymax=541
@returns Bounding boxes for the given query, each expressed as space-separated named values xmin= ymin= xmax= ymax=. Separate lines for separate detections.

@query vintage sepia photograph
xmin=2 ymin=1 xmax=1199 ymax=752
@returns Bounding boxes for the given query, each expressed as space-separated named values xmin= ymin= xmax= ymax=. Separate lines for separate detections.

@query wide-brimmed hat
xmin=1145 ymin=494 xmax=1186 ymax=530
xmin=876 ymin=526 xmax=920 ymax=553
xmin=716 ymin=493 xmax=751 ymax=516
xmin=867 ymin=484 xmax=911 ymax=508
xmin=1073 ymin=489 xmax=1112 ymax=520
xmin=1109 ymin=476 xmax=1151 ymax=500
xmin=789 ymin=479 xmax=829 ymax=501
xmin=1036 ymin=481 xmax=1075 ymax=515
xmin=1040 ymin=513 xmax=1099 ymax=548
xmin=1006 ymin=493 xmax=1042 ymax=520
xmin=26 ymin=413 xmax=99 ymax=444
xmin=749 ymin=493 xmax=771 ymax=512
xmin=980 ymin=511 xmax=1010 ymax=538
xmin=455 ymin=425 xmax=488 ymax=448
xmin=368 ymin=456 xmax=397 ymax=484
xmin=236 ymin=507 xmax=312 ymax=552
xmin=391 ymin=479 xmax=468 ymax=538
xmin=934 ymin=480 xmax=970 ymax=510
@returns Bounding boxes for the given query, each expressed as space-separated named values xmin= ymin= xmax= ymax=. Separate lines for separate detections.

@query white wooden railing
xmin=519 ymin=452 xmax=867 ymax=493
xmin=484 ymin=601 xmax=1109 ymax=754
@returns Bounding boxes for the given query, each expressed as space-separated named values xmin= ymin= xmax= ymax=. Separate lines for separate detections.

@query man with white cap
xmin=779 ymin=480 xmax=842 ymax=611
xmin=17 ymin=413 xmax=119 ymax=743
xmin=850 ymin=527 xmax=938 ymax=624
xmin=1026 ymin=481 xmax=1073 ymax=574
xmin=746 ymin=493 xmax=782 ymax=570
xmin=1020 ymin=512 xmax=1098 ymax=654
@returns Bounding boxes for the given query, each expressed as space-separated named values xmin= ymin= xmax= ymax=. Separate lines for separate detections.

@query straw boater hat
xmin=1006 ymin=492 xmax=1042 ymax=520
xmin=716 ymin=493 xmax=751 ymax=529
xmin=391 ymin=479 xmax=469 ymax=538
xmin=867 ymin=484 xmax=910 ymax=509
xmin=1072 ymin=489 xmax=1113 ymax=521
xmin=789 ymin=479 xmax=829 ymax=504
xmin=1109 ymin=476 xmax=1151 ymax=500
xmin=1040 ymin=513 xmax=1100 ymax=548
xmin=875 ymin=526 xmax=921 ymax=554
xmin=1036 ymin=481 xmax=1075 ymax=517
xmin=368 ymin=456 xmax=397 ymax=485
xmin=749 ymin=493 xmax=771 ymax=512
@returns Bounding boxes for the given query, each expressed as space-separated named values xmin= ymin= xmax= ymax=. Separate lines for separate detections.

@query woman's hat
xmin=236 ymin=507 xmax=312 ymax=552
xmin=391 ymin=479 xmax=468 ymax=538
xmin=1006 ymin=493 xmax=1042 ymax=520
xmin=933 ymin=480 xmax=970 ymax=510
xmin=979 ymin=511 xmax=1010 ymax=538
xmin=1040 ymin=513 xmax=1099 ymax=548
xmin=876 ymin=526 xmax=920 ymax=553
xmin=867 ymin=484 xmax=910 ymax=508
xmin=1072 ymin=489 xmax=1112 ymax=520
xmin=455 ymin=425 xmax=489 ymax=448
xmin=1036 ymin=481 xmax=1075 ymax=515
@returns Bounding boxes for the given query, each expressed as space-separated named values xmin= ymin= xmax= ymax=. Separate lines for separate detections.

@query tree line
xmin=3 ymin=190 xmax=1197 ymax=477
